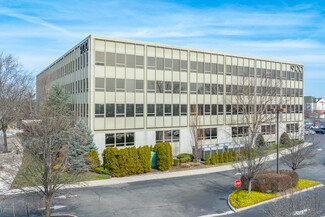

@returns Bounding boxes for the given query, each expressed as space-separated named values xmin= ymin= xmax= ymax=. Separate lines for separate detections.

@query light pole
xmin=273 ymin=106 xmax=286 ymax=174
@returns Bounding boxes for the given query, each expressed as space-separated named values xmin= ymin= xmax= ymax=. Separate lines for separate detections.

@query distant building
xmin=304 ymin=96 xmax=325 ymax=118
xmin=37 ymin=35 xmax=304 ymax=157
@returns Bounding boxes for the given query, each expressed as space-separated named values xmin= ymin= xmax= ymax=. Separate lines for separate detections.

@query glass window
xmin=106 ymin=78 xmax=115 ymax=92
xmin=147 ymin=104 xmax=155 ymax=116
xmin=212 ymin=63 xmax=217 ymax=74
xmin=218 ymin=64 xmax=224 ymax=74
xmin=173 ymin=104 xmax=179 ymax=116
xmin=204 ymin=128 xmax=211 ymax=139
xmin=218 ymin=84 xmax=223 ymax=95
xmin=126 ymin=104 xmax=134 ymax=117
xmin=105 ymin=134 xmax=115 ymax=146
xmin=173 ymin=59 xmax=180 ymax=71
xmin=244 ymin=67 xmax=249 ymax=77
xmin=116 ymin=104 xmax=125 ymax=117
xmin=165 ymin=58 xmax=172 ymax=69
xmin=116 ymin=133 xmax=125 ymax=146
xmin=156 ymin=81 xmax=164 ymax=93
xmin=190 ymin=61 xmax=197 ymax=72
xmin=256 ymin=68 xmax=261 ymax=77
xmin=147 ymin=80 xmax=155 ymax=93
xmin=126 ymin=132 xmax=134 ymax=146
xmin=205 ymin=104 xmax=210 ymax=115
xmin=218 ymin=105 xmax=223 ymax=115
xmin=106 ymin=52 xmax=115 ymax=66
xmin=147 ymin=57 xmax=155 ymax=68
xmin=116 ymin=79 xmax=125 ymax=92
xmin=181 ymin=82 xmax=187 ymax=94
xmin=198 ymin=62 xmax=204 ymax=73
xmin=136 ymin=56 xmax=144 ymax=67
xmin=197 ymin=83 xmax=204 ymax=94
xmin=95 ymin=78 xmax=105 ymax=91
xmin=106 ymin=104 xmax=114 ymax=117
xmin=181 ymin=60 xmax=188 ymax=71
xmin=211 ymin=128 xmax=217 ymax=139
xmin=226 ymin=65 xmax=231 ymax=75
xmin=126 ymin=79 xmax=135 ymax=92
xmin=181 ymin=104 xmax=187 ymax=116
xmin=165 ymin=81 xmax=172 ymax=93
xmin=156 ymin=104 xmax=163 ymax=116
xmin=165 ymin=104 xmax=171 ymax=116
xmin=190 ymin=104 xmax=197 ymax=115
xmin=136 ymin=104 xmax=143 ymax=117
xmin=238 ymin=66 xmax=243 ymax=76
xmin=190 ymin=83 xmax=197 ymax=94
xmin=95 ymin=104 xmax=104 ymax=118
xmin=126 ymin=54 xmax=135 ymax=68
xmin=226 ymin=104 xmax=231 ymax=115
xmin=198 ymin=104 xmax=204 ymax=115
xmin=212 ymin=104 xmax=217 ymax=115
xmin=205 ymin=84 xmax=210 ymax=94
xmin=249 ymin=67 xmax=254 ymax=77
xmin=204 ymin=63 xmax=211 ymax=73
xmin=173 ymin=130 xmax=180 ymax=142
xmin=116 ymin=54 xmax=125 ymax=66
xmin=95 ymin=51 xmax=104 ymax=65
xmin=226 ymin=85 xmax=231 ymax=95
xmin=211 ymin=84 xmax=217 ymax=95
xmin=173 ymin=82 xmax=180 ymax=93
xmin=156 ymin=131 xmax=163 ymax=142
xmin=156 ymin=57 xmax=164 ymax=70
xmin=136 ymin=80 xmax=144 ymax=92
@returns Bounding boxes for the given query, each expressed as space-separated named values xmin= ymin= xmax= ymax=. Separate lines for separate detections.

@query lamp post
xmin=272 ymin=106 xmax=287 ymax=174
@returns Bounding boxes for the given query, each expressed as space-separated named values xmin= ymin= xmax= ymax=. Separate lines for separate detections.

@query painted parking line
xmin=198 ymin=210 xmax=234 ymax=217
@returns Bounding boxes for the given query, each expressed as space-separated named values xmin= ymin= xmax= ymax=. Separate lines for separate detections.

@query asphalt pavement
xmin=1 ymin=134 xmax=324 ymax=217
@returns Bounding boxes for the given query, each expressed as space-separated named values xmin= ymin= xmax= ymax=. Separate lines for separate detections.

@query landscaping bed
xmin=229 ymin=179 xmax=322 ymax=209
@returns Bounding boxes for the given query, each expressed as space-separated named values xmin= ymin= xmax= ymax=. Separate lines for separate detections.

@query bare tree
xmin=13 ymin=85 xmax=90 ymax=217
xmin=0 ymin=53 xmax=33 ymax=153
xmin=232 ymin=70 xmax=282 ymax=193
xmin=190 ymin=104 xmax=203 ymax=162
xmin=281 ymin=126 xmax=318 ymax=171
xmin=264 ymin=188 xmax=325 ymax=217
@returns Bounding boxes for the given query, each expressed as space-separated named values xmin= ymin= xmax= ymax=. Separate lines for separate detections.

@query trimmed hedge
xmin=102 ymin=146 xmax=151 ymax=177
xmin=177 ymin=153 xmax=194 ymax=163
xmin=223 ymin=151 xmax=229 ymax=163
xmin=173 ymin=158 xmax=180 ymax=166
xmin=219 ymin=151 xmax=224 ymax=163
xmin=86 ymin=150 xmax=100 ymax=170
xmin=241 ymin=170 xmax=299 ymax=193
xmin=215 ymin=152 xmax=219 ymax=164
xmin=210 ymin=152 xmax=217 ymax=164
xmin=228 ymin=150 xmax=233 ymax=162
xmin=233 ymin=150 xmax=238 ymax=161
xmin=153 ymin=142 xmax=173 ymax=171
xmin=205 ymin=153 xmax=210 ymax=165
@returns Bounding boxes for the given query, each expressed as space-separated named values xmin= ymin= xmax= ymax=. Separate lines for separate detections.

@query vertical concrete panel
xmin=93 ymin=133 xmax=106 ymax=162
xmin=180 ymin=129 xmax=192 ymax=154
xmin=218 ymin=126 xmax=232 ymax=143
xmin=135 ymin=131 xmax=156 ymax=147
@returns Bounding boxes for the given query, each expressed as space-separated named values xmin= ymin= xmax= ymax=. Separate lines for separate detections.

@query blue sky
xmin=0 ymin=0 xmax=324 ymax=96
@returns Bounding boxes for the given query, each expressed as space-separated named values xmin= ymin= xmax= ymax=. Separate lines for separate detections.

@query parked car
xmin=304 ymin=129 xmax=316 ymax=135
xmin=314 ymin=129 xmax=325 ymax=134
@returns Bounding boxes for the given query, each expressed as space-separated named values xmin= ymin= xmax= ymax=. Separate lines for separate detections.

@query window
xmin=232 ymin=126 xmax=249 ymax=137
xmin=256 ymin=68 xmax=261 ymax=77
xmin=212 ymin=63 xmax=217 ymax=74
xmin=262 ymin=125 xmax=276 ymax=135
xmin=249 ymin=67 xmax=254 ymax=77
xmin=136 ymin=80 xmax=144 ymax=92
xmin=204 ymin=128 xmax=211 ymax=139
xmin=226 ymin=104 xmax=231 ymax=115
xmin=218 ymin=64 xmax=224 ymax=74
xmin=212 ymin=84 xmax=217 ymax=95
xmin=156 ymin=57 xmax=164 ymax=70
xmin=173 ymin=59 xmax=180 ymax=71
xmin=205 ymin=104 xmax=210 ymax=115
xmin=218 ymin=105 xmax=223 ymax=115
xmin=156 ymin=104 xmax=163 ymax=116
xmin=181 ymin=82 xmax=187 ymax=94
xmin=165 ymin=104 xmax=171 ymax=116
xmin=95 ymin=104 xmax=104 ymax=118
xmin=106 ymin=104 xmax=114 ymax=117
xmin=116 ymin=104 xmax=125 ymax=117
xmin=116 ymin=54 xmax=125 ymax=66
xmin=126 ymin=133 xmax=134 ymax=146
xmin=282 ymin=71 xmax=286 ymax=80
xmin=190 ymin=83 xmax=197 ymax=94
xmin=95 ymin=78 xmax=104 ymax=91
xmin=165 ymin=58 xmax=172 ymax=69
xmin=156 ymin=130 xmax=180 ymax=143
xmin=212 ymin=104 xmax=217 ymax=115
xmin=218 ymin=84 xmax=223 ymax=95
xmin=126 ymin=104 xmax=134 ymax=117
xmin=205 ymin=84 xmax=210 ymax=94
xmin=204 ymin=63 xmax=211 ymax=73
xmin=147 ymin=104 xmax=155 ymax=116
xmin=136 ymin=104 xmax=143 ymax=117
xmin=106 ymin=52 xmax=115 ymax=66
xmin=106 ymin=78 xmax=115 ymax=92
xmin=126 ymin=79 xmax=135 ymax=92
xmin=105 ymin=134 xmax=114 ymax=146
xmin=181 ymin=60 xmax=188 ymax=71
xmin=181 ymin=104 xmax=187 ymax=116
xmin=116 ymin=79 xmax=125 ymax=92
xmin=116 ymin=133 xmax=125 ymax=147
xmin=147 ymin=80 xmax=155 ymax=93
xmin=156 ymin=81 xmax=164 ymax=93
xmin=190 ymin=61 xmax=197 ymax=72
xmin=165 ymin=81 xmax=172 ymax=93
xmin=226 ymin=65 xmax=231 ymax=75
xmin=190 ymin=104 xmax=197 ymax=115
xmin=226 ymin=85 xmax=231 ymax=95
xmin=173 ymin=130 xmax=180 ymax=142
xmin=198 ymin=62 xmax=204 ymax=73
xmin=173 ymin=82 xmax=180 ymax=93
xmin=211 ymin=128 xmax=217 ymax=139
xmin=136 ymin=56 xmax=144 ymax=68
xmin=156 ymin=131 xmax=164 ymax=142
xmin=197 ymin=83 xmax=204 ymax=94
xmin=173 ymin=104 xmax=179 ymax=116
xmin=147 ymin=57 xmax=155 ymax=68
xmin=95 ymin=51 xmax=104 ymax=65
xmin=164 ymin=131 xmax=172 ymax=142
xmin=198 ymin=104 xmax=204 ymax=115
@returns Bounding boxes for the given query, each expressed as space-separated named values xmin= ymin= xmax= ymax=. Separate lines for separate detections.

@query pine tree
xmin=228 ymin=150 xmax=233 ymax=162
xmin=205 ymin=153 xmax=210 ymax=165
xmin=233 ymin=150 xmax=238 ymax=161
xmin=210 ymin=152 xmax=216 ymax=164
xmin=215 ymin=152 xmax=219 ymax=164
xmin=223 ymin=151 xmax=228 ymax=163
xmin=219 ymin=151 xmax=224 ymax=163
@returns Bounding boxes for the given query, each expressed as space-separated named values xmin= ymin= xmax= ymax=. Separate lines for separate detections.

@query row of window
xmin=261 ymin=125 xmax=276 ymax=135
xmin=95 ymin=104 xmax=144 ymax=118
xmin=63 ymin=78 xmax=88 ymax=94
xmin=286 ymin=123 xmax=299 ymax=133
xmin=232 ymin=126 xmax=249 ymax=137
xmin=226 ymin=104 xmax=303 ymax=115
xmin=106 ymin=132 xmax=135 ymax=147
xmin=95 ymin=52 xmax=144 ymax=68
xmin=71 ymin=104 xmax=89 ymax=118
xmin=55 ymin=52 xmax=88 ymax=80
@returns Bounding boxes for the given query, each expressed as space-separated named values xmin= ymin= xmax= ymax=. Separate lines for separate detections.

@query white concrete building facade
xmin=36 ymin=35 xmax=304 ymax=157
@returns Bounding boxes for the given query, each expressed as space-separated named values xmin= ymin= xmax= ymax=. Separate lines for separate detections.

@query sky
xmin=0 ymin=0 xmax=324 ymax=97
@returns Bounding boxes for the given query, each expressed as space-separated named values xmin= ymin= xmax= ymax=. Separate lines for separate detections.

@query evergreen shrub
xmin=204 ymin=153 xmax=210 ymax=165
xmin=210 ymin=152 xmax=217 ymax=164
xmin=228 ymin=150 xmax=233 ymax=162
xmin=219 ymin=151 xmax=224 ymax=163
xmin=223 ymin=151 xmax=228 ymax=163
xmin=153 ymin=142 xmax=173 ymax=171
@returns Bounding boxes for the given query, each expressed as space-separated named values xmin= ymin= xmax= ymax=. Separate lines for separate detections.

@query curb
xmin=228 ymin=183 xmax=324 ymax=212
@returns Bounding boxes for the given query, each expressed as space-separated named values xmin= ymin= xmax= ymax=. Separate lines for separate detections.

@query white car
xmin=304 ymin=129 xmax=316 ymax=135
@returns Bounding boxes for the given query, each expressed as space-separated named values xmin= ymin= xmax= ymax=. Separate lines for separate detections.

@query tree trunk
xmin=248 ymin=180 xmax=252 ymax=193
xmin=2 ymin=129 xmax=8 ymax=153
xmin=45 ymin=196 xmax=51 ymax=217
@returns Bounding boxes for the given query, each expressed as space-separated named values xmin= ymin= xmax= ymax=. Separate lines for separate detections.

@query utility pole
xmin=273 ymin=106 xmax=287 ymax=174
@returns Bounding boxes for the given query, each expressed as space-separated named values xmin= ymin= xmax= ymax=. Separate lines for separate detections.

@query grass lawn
xmin=229 ymin=179 xmax=322 ymax=209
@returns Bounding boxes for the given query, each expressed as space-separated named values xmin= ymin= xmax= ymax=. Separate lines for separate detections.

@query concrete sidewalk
xmin=0 ymin=142 xmax=313 ymax=195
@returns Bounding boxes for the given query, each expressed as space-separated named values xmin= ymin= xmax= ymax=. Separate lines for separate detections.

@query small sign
xmin=235 ymin=180 xmax=241 ymax=188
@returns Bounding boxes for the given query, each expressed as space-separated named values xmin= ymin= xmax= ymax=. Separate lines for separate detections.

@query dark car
xmin=314 ymin=129 xmax=325 ymax=134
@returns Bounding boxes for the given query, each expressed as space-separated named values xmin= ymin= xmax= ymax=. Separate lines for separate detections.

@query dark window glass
xmin=136 ymin=80 xmax=144 ymax=92
xmin=147 ymin=57 xmax=155 ymax=68
xmin=181 ymin=104 xmax=187 ymax=116
xmin=190 ymin=61 xmax=197 ymax=72
xmin=198 ymin=104 xmax=204 ymax=115
xmin=190 ymin=83 xmax=197 ymax=94
xmin=126 ymin=132 xmax=134 ymax=146
xmin=218 ymin=64 xmax=224 ymax=74
xmin=198 ymin=62 xmax=204 ymax=73
xmin=156 ymin=81 xmax=164 ymax=93
xmin=136 ymin=104 xmax=143 ymax=117
xmin=164 ymin=131 xmax=172 ymax=142
xmin=126 ymin=54 xmax=135 ymax=68
xmin=212 ymin=104 xmax=217 ymax=115
xmin=116 ymin=79 xmax=125 ymax=92
xmin=165 ymin=58 xmax=172 ymax=69
xmin=173 ymin=82 xmax=180 ymax=93
xmin=156 ymin=104 xmax=163 ymax=116
xmin=226 ymin=65 xmax=231 ymax=75
xmin=116 ymin=54 xmax=125 ymax=66
xmin=204 ymin=63 xmax=211 ymax=73
xmin=212 ymin=63 xmax=217 ymax=74
xmin=106 ymin=104 xmax=114 ymax=117
xmin=106 ymin=134 xmax=115 ymax=145
xmin=165 ymin=81 xmax=172 ymax=93
xmin=173 ymin=59 xmax=180 ymax=71
xmin=147 ymin=80 xmax=155 ymax=92
xmin=205 ymin=104 xmax=210 ymax=115
xmin=126 ymin=104 xmax=134 ymax=117
xmin=173 ymin=130 xmax=180 ymax=142
xmin=204 ymin=128 xmax=211 ymax=139
xmin=116 ymin=104 xmax=125 ymax=117
xmin=181 ymin=60 xmax=188 ymax=71
xmin=205 ymin=84 xmax=210 ymax=94
xmin=181 ymin=82 xmax=187 ymax=94
xmin=218 ymin=84 xmax=223 ymax=94
xmin=212 ymin=84 xmax=217 ymax=95
xmin=156 ymin=131 xmax=163 ymax=142
xmin=197 ymin=83 xmax=204 ymax=94
xmin=95 ymin=78 xmax=105 ymax=91
xmin=165 ymin=104 xmax=171 ymax=116
xmin=147 ymin=104 xmax=155 ymax=116
xmin=156 ymin=57 xmax=164 ymax=70
xmin=106 ymin=52 xmax=115 ymax=66
xmin=116 ymin=133 xmax=125 ymax=146
xmin=106 ymin=78 xmax=115 ymax=92
xmin=95 ymin=104 xmax=104 ymax=117
xmin=173 ymin=104 xmax=179 ymax=116
xmin=136 ymin=56 xmax=144 ymax=67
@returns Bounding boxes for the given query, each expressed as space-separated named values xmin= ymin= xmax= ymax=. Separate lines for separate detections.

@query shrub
xmin=210 ymin=152 xmax=217 ymax=164
xmin=280 ymin=170 xmax=299 ymax=188
xmin=215 ymin=152 xmax=219 ymax=163
xmin=256 ymin=134 xmax=265 ymax=147
xmin=93 ymin=167 xmax=110 ymax=175
xmin=153 ymin=142 xmax=173 ymax=171
xmin=223 ymin=151 xmax=228 ymax=163
xmin=241 ymin=170 xmax=294 ymax=193
xmin=232 ymin=150 xmax=238 ymax=161
xmin=141 ymin=145 xmax=151 ymax=173
xmin=280 ymin=132 xmax=291 ymax=146
xmin=173 ymin=158 xmax=180 ymax=166
xmin=177 ymin=153 xmax=194 ymax=163
xmin=102 ymin=147 xmax=119 ymax=177
xmin=227 ymin=150 xmax=232 ymax=162
xmin=86 ymin=150 xmax=100 ymax=170
xmin=219 ymin=152 xmax=224 ymax=163
xmin=204 ymin=153 xmax=210 ymax=165
xmin=118 ymin=148 xmax=130 ymax=177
